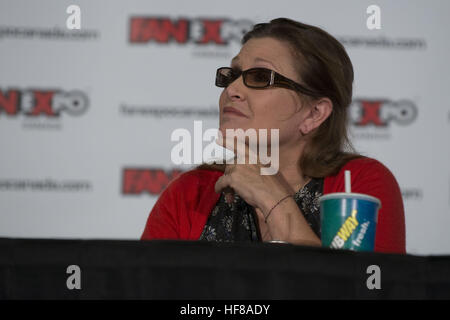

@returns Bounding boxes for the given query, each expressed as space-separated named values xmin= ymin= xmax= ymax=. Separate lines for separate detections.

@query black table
xmin=0 ymin=237 xmax=449 ymax=299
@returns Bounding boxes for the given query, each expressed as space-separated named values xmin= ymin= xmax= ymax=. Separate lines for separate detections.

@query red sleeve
xmin=140 ymin=172 xmax=189 ymax=240
xmin=335 ymin=158 xmax=406 ymax=254
xmin=140 ymin=169 xmax=222 ymax=241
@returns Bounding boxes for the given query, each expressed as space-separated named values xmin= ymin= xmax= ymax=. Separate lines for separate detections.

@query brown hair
xmin=198 ymin=18 xmax=361 ymax=178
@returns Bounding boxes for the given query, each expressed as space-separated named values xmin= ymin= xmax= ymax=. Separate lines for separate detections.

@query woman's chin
xmin=219 ymin=119 xmax=249 ymax=132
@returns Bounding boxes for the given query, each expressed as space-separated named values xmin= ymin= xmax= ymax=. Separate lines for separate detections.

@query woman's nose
xmin=225 ymin=76 xmax=246 ymax=101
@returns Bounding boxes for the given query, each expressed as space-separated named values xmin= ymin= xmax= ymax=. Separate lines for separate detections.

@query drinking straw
xmin=345 ymin=170 xmax=351 ymax=193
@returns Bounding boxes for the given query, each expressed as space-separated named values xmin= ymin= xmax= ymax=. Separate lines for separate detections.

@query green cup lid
xmin=319 ymin=192 xmax=381 ymax=207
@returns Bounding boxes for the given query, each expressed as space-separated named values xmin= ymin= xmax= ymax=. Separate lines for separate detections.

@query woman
xmin=141 ymin=18 xmax=406 ymax=254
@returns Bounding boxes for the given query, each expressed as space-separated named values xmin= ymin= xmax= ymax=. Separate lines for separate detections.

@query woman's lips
xmin=223 ymin=106 xmax=248 ymax=117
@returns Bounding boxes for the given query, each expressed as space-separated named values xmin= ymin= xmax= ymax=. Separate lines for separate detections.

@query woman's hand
xmin=214 ymin=162 xmax=293 ymax=215
xmin=213 ymin=136 xmax=321 ymax=246
xmin=213 ymin=134 xmax=294 ymax=215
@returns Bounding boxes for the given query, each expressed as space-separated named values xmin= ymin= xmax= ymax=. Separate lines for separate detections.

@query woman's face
xmin=219 ymin=37 xmax=306 ymax=146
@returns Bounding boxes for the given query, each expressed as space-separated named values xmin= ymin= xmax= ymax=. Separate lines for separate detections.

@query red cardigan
xmin=141 ymin=157 xmax=406 ymax=254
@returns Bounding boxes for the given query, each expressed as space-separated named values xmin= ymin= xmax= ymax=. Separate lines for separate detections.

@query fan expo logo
xmin=350 ymin=98 xmax=418 ymax=139
xmin=129 ymin=16 xmax=253 ymax=56
xmin=0 ymin=88 xmax=89 ymax=128
xmin=122 ymin=168 xmax=183 ymax=195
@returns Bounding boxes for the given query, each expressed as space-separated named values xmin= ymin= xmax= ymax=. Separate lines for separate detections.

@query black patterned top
xmin=199 ymin=178 xmax=324 ymax=242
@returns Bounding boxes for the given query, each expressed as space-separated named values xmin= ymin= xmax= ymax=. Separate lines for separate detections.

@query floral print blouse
xmin=199 ymin=178 xmax=324 ymax=242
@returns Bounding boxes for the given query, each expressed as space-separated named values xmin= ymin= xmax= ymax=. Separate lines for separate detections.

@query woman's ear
xmin=299 ymin=98 xmax=333 ymax=135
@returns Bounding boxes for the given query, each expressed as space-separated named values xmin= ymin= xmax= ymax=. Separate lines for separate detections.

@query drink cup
xmin=319 ymin=193 xmax=381 ymax=251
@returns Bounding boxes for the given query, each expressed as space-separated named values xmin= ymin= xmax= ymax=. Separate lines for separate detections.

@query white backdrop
xmin=0 ymin=0 xmax=449 ymax=255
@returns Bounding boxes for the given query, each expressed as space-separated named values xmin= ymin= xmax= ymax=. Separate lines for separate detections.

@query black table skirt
xmin=0 ymin=237 xmax=449 ymax=299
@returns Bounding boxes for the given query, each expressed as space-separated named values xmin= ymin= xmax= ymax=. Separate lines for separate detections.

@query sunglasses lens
xmin=216 ymin=68 xmax=235 ymax=87
xmin=245 ymin=69 xmax=271 ymax=87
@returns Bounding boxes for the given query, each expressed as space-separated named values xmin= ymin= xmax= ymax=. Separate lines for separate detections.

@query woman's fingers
xmin=215 ymin=173 xmax=236 ymax=204
xmin=218 ymin=132 xmax=259 ymax=165
xmin=214 ymin=174 xmax=230 ymax=193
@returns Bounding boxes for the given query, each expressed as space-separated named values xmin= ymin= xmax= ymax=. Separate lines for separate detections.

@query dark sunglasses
xmin=215 ymin=67 xmax=320 ymax=97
